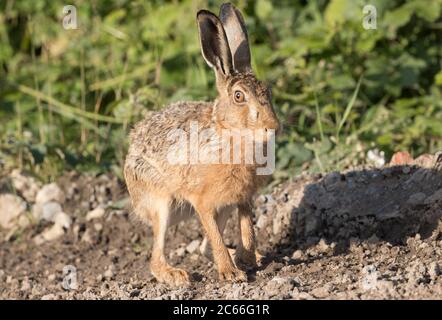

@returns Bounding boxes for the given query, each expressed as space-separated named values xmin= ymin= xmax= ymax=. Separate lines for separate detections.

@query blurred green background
xmin=1 ymin=0 xmax=441 ymax=183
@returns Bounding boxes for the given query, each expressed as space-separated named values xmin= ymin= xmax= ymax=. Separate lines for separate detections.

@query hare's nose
xmin=264 ymin=119 xmax=280 ymax=134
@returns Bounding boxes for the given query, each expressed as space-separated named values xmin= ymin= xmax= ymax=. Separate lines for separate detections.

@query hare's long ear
xmin=219 ymin=3 xmax=251 ymax=73
xmin=197 ymin=10 xmax=233 ymax=78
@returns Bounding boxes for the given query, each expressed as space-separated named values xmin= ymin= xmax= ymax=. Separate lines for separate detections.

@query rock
xmin=291 ymin=250 xmax=303 ymax=260
xmin=104 ymin=265 xmax=115 ymax=279
xmin=17 ymin=215 xmax=30 ymax=228
xmin=48 ymin=274 xmax=56 ymax=281
xmin=297 ymin=292 xmax=313 ymax=300
xmin=390 ymin=151 xmax=413 ymax=166
xmin=424 ymin=189 xmax=442 ymax=205
xmin=0 ymin=194 xmax=27 ymax=229
xmin=402 ymin=166 xmax=411 ymax=174
xmin=305 ymin=216 xmax=318 ymax=235
xmin=367 ymin=234 xmax=380 ymax=244
xmin=272 ymin=217 xmax=282 ymax=235
xmin=36 ymin=183 xmax=65 ymax=205
xmin=190 ymin=253 xmax=199 ymax=261
xmin=317 ymin=193 xmax=336 ymax=210
xmin=81 ymin=229 xmax=93 ymax=243
xmin=32 ymin=201 xmax=71 ymax=229
xmin=94 ymin=223 xmax=103 ymax=232
xmin=258 ymin=194 xmax=275 ymax=204
xmin=375 ymin=280 xmax=395 ymax=295
xmin=130 ymin=233 xmax=140 ymax=244
xmin=40 ymin=202 xmax=63 ymax=221
xmin=3 ymin=229 xmax=17 ymax=242
xmin=175 ymin=247 xmax=186 ymax=257
xmin=41 ymin=294 xmax=56 ymax=300
xmin=435 ymin=152 xmax=442 ymax=170
xmin=264 ymin=276 xmax=296 ymax=298
xmin=406 ymin=168 xmax=432 ymax=184
xmin=406 ymin=260 xmax=427 ymax=285
xmin=53 ymin=212 xmax=71 ymax=229
xmin=130 ymin=289 xmax=141 ymax=298
xmin=10 ymin=170 xmax=41 ymax=202
xmin=381 ymin=167 xmax=393 ymax=177
xmin=323 ymin=171 xmax=341 ymax=190
xmin=6 ymin=275 xmax=13 ymax=284
xmin=33 ymin=224 xmax=65 ymax=245
xmin=290 ymin=287 xmax=300 ymax=298
xmin=317 ymin=238 xmax=329 ymax=253
xmin=73 ymin=224 xmax=81 ymax=238
xmin=279 ymin=193 xmax=289 ymax=203
xmin=86 ymin=207 xmax=105 ymax=221
xmin=428 ymin=262 xmax=440 ymax=280
xmin=310 ymin=285 xmax=330 ymax=299
xmin=413 ymin=154 xmax=435 ymax=168
xmin=31 ymin=204 xmax=42 ymax=220
xmin=407 ymin=193 xmax=427 ymax=207
xmin=186 ymin=240 xmax=201 ymax=254
xmin=226 ymin=283 xmax=245 ymax=299
xmin=20 ymin=277 xmax=31 ymax=291
xmin=256 ymin=214 xmax=268 ymax=229
xmin=367 ymin=149 xmax=385 ymax=167
xmin=378 ymin=210 xmax=402 ymax=221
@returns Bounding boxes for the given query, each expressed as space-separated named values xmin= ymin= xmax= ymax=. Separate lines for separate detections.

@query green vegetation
xmin=1 ymin=0 xmax=441 ymax=182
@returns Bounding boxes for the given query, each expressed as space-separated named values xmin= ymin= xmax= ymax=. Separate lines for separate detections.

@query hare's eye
xmin=234 ymin=90 xmax=245 ymax=103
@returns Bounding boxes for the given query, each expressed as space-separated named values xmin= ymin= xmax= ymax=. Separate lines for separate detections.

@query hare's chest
xmin=195 ymin=165 xmax=258 ymax=205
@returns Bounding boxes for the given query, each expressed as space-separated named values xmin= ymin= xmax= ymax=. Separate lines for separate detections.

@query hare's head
xmin=197 ymin=3 xmax=279 ymax=135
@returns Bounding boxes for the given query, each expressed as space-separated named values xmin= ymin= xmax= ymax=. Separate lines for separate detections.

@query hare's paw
xmin=218 ymin=267 xmax=247 ymax=282
xmin=153 ymin=266 xmax=190 ymax=287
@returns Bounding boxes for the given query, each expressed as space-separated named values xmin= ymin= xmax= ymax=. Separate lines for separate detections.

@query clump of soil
xmin=0 ymin=153 xmax=441 ymax=299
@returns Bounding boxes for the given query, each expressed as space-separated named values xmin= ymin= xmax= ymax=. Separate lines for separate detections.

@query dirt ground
xmin=0 ymin=152 xmax=441 ymax=300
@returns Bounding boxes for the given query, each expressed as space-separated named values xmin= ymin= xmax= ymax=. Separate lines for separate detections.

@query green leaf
xmin=255 ymin=0 xmax=273 ymax=20
xmin=325 ymin=0 xmax=360 ymax=27
xmin=337 ymin=75 xmax=363 ymax=138
xmin=435 ymin=71 xmax=442 ymax=86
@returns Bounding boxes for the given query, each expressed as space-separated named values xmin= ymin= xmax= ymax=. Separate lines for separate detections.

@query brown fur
xmin=124 ymin=4 xmax=279 ymax=286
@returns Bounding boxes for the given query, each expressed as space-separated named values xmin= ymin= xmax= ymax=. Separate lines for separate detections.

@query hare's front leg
xmin=149 ymin=196 xmax=190 ymax=286
xmin=191 ymin=200 xmax=246 ymax=282
xmin=199 ymin=205 xmax=236 ymax=259
xmin=235 ymin=203 xmax=260 ymax=268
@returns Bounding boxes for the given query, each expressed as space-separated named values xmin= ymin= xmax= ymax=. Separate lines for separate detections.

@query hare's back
xmin=124 ymin=101 xmax=213 ymax=189
xmin=129 ymin=101 xmax=213 ymax=154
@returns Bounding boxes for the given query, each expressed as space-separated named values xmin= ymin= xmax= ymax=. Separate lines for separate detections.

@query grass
xmin=336 ymin=75 xmax=363 ymax=141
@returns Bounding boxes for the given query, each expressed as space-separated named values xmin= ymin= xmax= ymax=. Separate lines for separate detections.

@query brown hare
xmin=124 ymin=2 xmax=279 ymax=286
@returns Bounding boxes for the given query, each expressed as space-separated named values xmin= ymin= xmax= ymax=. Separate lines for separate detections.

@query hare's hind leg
xmin=235 ymin=203 xmax=260 ymax=268
xmin=125 ymin=168 xmax=190 ymax=286
xmin=148 ymin=195 xmax=190 ymax=286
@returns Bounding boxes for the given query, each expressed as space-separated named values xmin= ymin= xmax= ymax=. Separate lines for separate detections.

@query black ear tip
xmin=220 ymin=3 xmax=234 ymax=15
xmin=220 ymin=3 xmax=233 ymax=10
xmin=197 ymin=9 xmax=219 ymax=22
xmin=197 ymin=9 xmax=210 ymax=18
